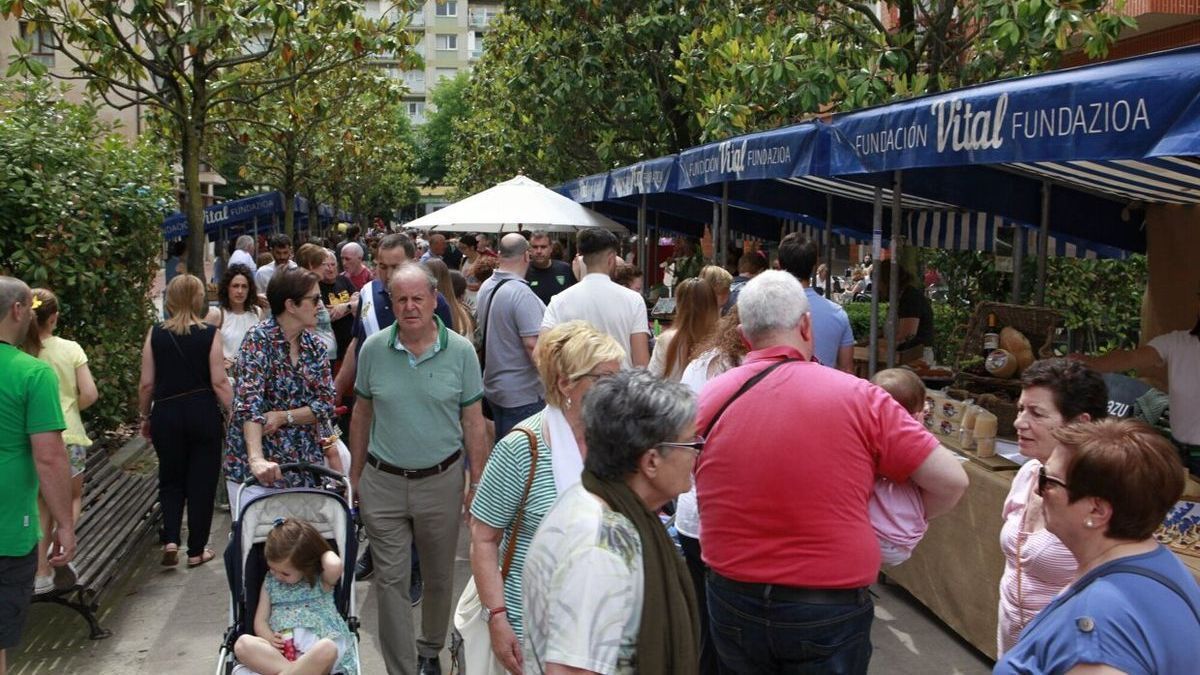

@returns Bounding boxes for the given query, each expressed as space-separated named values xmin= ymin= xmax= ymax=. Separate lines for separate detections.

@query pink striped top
xmin=997 ymin=459 xmax=1079 ymax=655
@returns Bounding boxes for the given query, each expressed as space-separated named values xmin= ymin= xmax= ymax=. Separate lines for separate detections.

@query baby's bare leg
xmin=234 ymin=634 xmax=291 ymax=674
xmin=283 ymin=638 xmax=338 ymax=675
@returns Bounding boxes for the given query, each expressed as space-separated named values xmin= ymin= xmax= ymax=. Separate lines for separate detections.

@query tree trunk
xmin=283 ymin=188 xmax=296 ymax=241
xmin=307 ymin=189 xmax=319 ymax=239
xmin=181 ymin=124 xmax=206 ymax=276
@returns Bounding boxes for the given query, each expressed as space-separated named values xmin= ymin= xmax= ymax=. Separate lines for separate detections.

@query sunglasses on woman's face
xmin=657 ymin=435 xmax=705 ymax=456
xmin=1036 ymin=465 xmax=1069 ymax=497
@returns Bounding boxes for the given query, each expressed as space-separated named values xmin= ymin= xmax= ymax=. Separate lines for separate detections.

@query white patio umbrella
xmin=406 ymin=175 xmax=626 ymax=233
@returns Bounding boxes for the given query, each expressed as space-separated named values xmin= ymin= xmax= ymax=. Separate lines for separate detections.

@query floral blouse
xmin=223 ymin=317 xmax=335 ymax=488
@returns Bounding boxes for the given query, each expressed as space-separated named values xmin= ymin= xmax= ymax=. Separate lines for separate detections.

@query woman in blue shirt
xmin=996 ymin=418 xmax=1200 ymax=675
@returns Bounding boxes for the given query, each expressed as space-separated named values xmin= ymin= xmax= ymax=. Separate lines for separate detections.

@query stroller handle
xmin=236 ymin=462 xmax=353 ymax=515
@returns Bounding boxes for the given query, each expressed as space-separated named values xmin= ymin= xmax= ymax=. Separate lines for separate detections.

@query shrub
xmin=0 ymin=80 xmax=171 ymax=431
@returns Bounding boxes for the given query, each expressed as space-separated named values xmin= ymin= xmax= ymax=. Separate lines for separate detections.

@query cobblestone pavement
xmin=11 ymin=507 xmax=991 ymax=675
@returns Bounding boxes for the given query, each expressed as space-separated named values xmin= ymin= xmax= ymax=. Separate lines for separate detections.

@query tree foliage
xmin=1 ymin=0 xmax=415 ymax=274
xmin=0 ymin=80 xmax=172 ymax=430
xmin=448 ymin=0 xmax=1131 ymax=191
xmin=417 ymin=70 xmax=471 ymax=185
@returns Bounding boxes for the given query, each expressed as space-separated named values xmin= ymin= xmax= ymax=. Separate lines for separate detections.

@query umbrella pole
xmin=869 ymin=186 xmax=883 ymax=378
xmin=1036 ymin=180 xmax=1051 ymax=306
xmin=887 ymin=171 xmax=903 ymax=369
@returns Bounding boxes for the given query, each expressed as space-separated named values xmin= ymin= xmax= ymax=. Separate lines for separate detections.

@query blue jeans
xmin=707 ymin=575 xmax=874 ymax=674
xmin=489 ymin=398 xmax=546 ymax=442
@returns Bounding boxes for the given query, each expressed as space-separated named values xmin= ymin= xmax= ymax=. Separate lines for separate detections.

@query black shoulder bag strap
xmin=702 ymin=357 xmax=799 ymax=438
xmin=478 ymin=278 xmax=513 ymax=370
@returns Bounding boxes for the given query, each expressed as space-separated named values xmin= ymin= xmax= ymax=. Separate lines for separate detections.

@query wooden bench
xmin=31 ymin=433 xmax=160 ymax=639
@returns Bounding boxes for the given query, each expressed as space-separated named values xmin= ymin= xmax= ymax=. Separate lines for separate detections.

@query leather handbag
xmin=454 ymin=427 xmax=539 ymax=675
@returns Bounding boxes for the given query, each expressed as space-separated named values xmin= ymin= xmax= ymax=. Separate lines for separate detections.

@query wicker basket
xmin=951 ymin=302 xmax=1063 ymax=438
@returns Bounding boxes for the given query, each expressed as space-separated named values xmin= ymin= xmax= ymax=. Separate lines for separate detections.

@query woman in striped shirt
xmin=997 ymin=358 xmax=1108 ymax=654
xmin=468 ymin=321 xmax=625 ymax=673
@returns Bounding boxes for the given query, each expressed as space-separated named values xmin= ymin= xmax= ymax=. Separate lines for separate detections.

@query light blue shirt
xmin=804 ymin=287 xmax=854 ymax=368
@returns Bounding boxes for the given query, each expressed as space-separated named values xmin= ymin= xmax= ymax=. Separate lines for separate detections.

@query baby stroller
xmin=215 ymin=463 xmax=361 ymax=675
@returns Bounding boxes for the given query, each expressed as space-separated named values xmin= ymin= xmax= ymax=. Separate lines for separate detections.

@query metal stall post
xmin=824 ymin=193 xmax=833 ymax=298
xmin=720 ymin=183 xmax=730 ymax=268
xmin=638 ymin=195 xmax=649 ymax=289
xmin=1036 ymin=181 xmax=1051 ymax=306
xmin=887 ymin=171 xmax=903 ymax=369
xmin=1011 ymin=223 xmax=1025 ymax=303
xmin=869 ymin=187 xmax=884 ymax=377
xmin=711 ymin=200 xmax=721 ymax=272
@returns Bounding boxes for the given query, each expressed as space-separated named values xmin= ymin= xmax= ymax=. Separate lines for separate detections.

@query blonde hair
xmin=698 ymin=265 xmax=733 ymax=293
xmin=163 ymin=274 xmax=208 ymax=335
xmin=535 ymin=321 xmax=626 ymax=408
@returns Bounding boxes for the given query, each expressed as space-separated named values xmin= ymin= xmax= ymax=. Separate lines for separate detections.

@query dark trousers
xmin=489 ymin=398 xmax=546 ymax=443
xmin=707 ymin=574 xmax=874 ymax=674
xmin=150 ymin=397 xmax=223 ymax=558
xmin=679 ymin=534 xmax=728 ymax=675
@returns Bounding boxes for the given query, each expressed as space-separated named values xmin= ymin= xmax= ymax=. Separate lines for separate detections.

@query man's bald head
xmin=498 ymin=233 xmax=530 ymax=260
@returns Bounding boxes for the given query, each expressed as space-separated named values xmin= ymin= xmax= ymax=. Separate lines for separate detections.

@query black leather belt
xmin=709 ymin=571 xmax=870 ymax=606
xmin=367 ymin=450 xmax=461 ymax=479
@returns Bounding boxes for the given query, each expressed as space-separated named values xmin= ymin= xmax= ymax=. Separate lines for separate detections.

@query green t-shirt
xmin=0 ymin=343 xmax=67 ymax=555
xmin=354 ymin=316 xmax=483 ymax=468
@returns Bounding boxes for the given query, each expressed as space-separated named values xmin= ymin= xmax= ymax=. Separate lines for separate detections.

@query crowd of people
xmin=2 ymin=222 xmax=1199 ymax=675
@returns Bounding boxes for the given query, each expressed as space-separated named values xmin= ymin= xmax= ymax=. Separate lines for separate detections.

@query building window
xmin=19 ymin=21 xmax=56 ymax=67
xmin=435 ymin=34 xmax=457 ymax=51
xmin=435 ymin=1 xmax=457 ymax=17
xmin=435 ymin=67 xmax=457 ymax=82
xmin=406 ymin=101 xmax=427 ymax=123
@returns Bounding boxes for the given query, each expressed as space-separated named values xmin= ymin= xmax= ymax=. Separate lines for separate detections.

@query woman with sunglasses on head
xmin=996 ymin=418 xmax=1200 ymax=674
xmin=467 ymin=321 xmax=624 ymax=674
xmin=222 ymin=269 xmax=337 ymax=508
xmin=1073 ymin=296 xmax=1200 ymax=474
xmin=998 ymin=358 xmax=1108 ymax=655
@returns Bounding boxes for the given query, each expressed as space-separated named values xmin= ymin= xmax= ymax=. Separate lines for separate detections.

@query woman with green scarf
xmin=521 ymin=369 xmax=701 ymax=674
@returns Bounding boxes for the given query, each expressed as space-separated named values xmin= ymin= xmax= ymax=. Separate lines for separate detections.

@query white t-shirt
xmin=522 ymin=483 xmax=642 ymax=674
xmin=540 ymin=273 xmax=649 ymax=368
xmin=1149 ymin=330 xmax=1200 ymax=444
xmin=676 ymin=349 xmax=741 ymax=539
xmin=228 ymin=249 xmax=257 ymax=273
xmin=254 ymin=259 xmax=298 ymax=291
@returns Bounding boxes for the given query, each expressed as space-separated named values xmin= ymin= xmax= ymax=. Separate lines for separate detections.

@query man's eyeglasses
xmin=658 ymin=436 xmax=705 ymax=456
xmin=1036 ymin=466 xmax=1069 ymax=497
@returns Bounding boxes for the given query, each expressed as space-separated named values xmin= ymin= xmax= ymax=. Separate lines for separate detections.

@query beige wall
xmin=0 ymin=18 xmax=143 ymax=139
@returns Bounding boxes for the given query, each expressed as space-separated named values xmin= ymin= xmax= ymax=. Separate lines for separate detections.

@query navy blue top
xmin=352 ymin=279 xmax=454 ymax=355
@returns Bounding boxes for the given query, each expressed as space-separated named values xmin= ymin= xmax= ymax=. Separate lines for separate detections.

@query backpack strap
xmin=499 ymin=426 xmax=539 ymax=579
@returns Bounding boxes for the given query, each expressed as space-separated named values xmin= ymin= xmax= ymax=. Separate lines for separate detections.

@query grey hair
xmin=341 ymin=242 xmax=364 ymax=259
xmin=583 ymin=369 xmax=697 ymax=481
xmin=498 ymin=233 xmax=530 ymax=259
xmin=323 ymin=248 xmax=337 ymax=262
xmin=737 ymin=270 xmax=809 ymax=342
xmin=235 ymin=235 xmax=255 ymax=252
xmin=388 ymin=261 xmax=437 ymax=293
xmin=0 ymin=276 xmax=31 ymax=320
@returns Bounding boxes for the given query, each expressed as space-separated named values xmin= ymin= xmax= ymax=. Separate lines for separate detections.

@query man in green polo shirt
xmin=0 ymin=276 xmax=75 ymax=674
xmin=349 ymin=262 xmax=486 ymax=675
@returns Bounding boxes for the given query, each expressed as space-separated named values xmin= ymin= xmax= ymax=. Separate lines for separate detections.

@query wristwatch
xmin=285 ymin=409 xmax=294 ymax=426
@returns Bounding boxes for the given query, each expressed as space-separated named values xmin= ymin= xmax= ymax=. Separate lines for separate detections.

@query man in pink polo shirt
xmin=695 ymin=270 xmax=968 ymax=674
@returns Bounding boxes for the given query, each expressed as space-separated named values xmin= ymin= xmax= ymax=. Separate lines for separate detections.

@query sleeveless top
xmin=266 ymin=574 xmax=357 ymax=674
xmin=218 ymin=307 xmax=261 ymax=361
xmin=150 ymin=323 xmax=217 ymax=404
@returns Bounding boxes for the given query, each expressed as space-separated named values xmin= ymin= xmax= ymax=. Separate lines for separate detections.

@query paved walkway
xmin=11 ymin=509 xmax=992 ymax=674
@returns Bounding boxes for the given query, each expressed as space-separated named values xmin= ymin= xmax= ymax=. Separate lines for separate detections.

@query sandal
xmin=187 ymin=548 xmax=216 ymax=568
xmin=161 ymin=545 xmax=179 ymax=567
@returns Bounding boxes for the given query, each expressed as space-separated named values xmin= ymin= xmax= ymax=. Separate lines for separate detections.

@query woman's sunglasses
xmin=1036 ymin=465 xmax=1069 ymax=497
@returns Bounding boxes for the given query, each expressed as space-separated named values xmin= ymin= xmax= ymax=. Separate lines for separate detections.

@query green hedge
xmin=0 ymin=80 xmax=171 ymax=431
xmin=843 ymin=300 xmax=960 ymax=365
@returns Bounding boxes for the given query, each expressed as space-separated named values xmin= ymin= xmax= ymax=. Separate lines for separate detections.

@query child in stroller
xmin=234 ymin=518 xmax=358 ymax=675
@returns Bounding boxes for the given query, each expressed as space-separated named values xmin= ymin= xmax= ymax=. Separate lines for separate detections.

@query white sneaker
xmin=34 ymin=574 xmax=54 ymax=595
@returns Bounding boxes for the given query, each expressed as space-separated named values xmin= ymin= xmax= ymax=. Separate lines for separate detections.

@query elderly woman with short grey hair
xmin=521 ymin=369 xmax=701 ymax=674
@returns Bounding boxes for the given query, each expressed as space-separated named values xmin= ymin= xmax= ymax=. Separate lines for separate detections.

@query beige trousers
xmin=359 ymin=456 xmax=463 ymax=675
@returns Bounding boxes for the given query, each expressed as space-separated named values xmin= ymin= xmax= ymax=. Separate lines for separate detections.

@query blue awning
xmin=559 ymin=173 xmax=609 ymax=204
xmin=608 ymin=156 xmax=678 ymax=199
xmin=162 ymin=191 xmax=342 ymax=240
xmin=676 ymin=123 xmax=823 ymax=189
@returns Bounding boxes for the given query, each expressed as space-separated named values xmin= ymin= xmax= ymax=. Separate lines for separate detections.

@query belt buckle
xmin=398 ymin=467 xmax=418 ymax=478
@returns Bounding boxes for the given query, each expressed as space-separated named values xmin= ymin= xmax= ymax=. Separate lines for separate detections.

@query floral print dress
xmin=223 ymin=317 xmax=335 ymax=488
